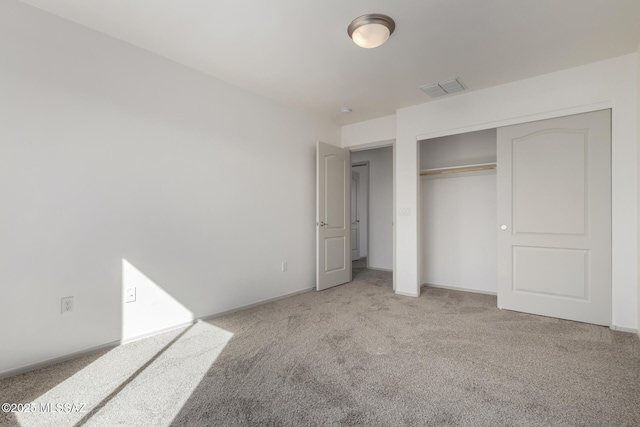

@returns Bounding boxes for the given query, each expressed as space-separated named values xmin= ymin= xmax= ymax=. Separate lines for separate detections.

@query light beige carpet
xmin=1 ymin=267 xmax=639 ymax=426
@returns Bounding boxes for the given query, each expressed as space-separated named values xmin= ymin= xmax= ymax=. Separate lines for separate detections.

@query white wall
xmin=351 ymin=148 xmax=393 ymax=270
xmin=419 ymin=129 xmax=497 ymax=169
xmin=342 ymin=115 xmax=396 ymax=148
xmin=421 ymin=174 xmax=497 ymax=293
xmin=0 ymin=1 xmax=339 ymax=376
xmin=420 ymin=130 xmax=497 ymax=293
xmin=345 ymin=54 xmax=638 ymax=330
xmin=352 ymin=164 xmax=369 ymax=258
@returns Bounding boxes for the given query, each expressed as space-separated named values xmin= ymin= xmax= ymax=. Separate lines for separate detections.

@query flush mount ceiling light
xmin=347 ymin=14 xmax=395 ymax=49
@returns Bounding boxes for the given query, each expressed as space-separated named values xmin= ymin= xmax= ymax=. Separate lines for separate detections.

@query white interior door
xmin=351 ymin=172 xmax=360 ymax=261
xmin=317 ymin=142 xmax=351 ymax=291
xmin=497 ymin=109 xmax=611 ymax=325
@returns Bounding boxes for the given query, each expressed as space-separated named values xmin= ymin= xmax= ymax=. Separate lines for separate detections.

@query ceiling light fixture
xmin=347 ymin=14 xmax=395 ymax=49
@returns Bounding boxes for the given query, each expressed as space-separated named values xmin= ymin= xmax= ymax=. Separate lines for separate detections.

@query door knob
xmin=500 ymin=224 xmax=508 ymax=230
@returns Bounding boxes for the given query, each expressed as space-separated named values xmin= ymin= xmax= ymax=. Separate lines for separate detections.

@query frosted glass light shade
xmin=351 ymin=23 xmax=390 ymax=49
xmin=348 ymin=14 xmax=395 ymax=49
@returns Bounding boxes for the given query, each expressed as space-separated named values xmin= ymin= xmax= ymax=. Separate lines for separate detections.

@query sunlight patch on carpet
xmin=16 ymin=322 xmax=232 ymax=427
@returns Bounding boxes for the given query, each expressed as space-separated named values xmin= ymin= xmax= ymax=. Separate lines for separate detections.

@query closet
xmin=419 ymin=110 xmax=612 ymax=326
xmin=419 ymin=129 xmax=497 ymax=294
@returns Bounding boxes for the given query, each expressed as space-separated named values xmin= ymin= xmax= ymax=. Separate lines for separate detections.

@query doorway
xmin=351 ymin=146 xmax=394 ymax=282
xmin=315 ymin=142 xmax=395 ymax=291
xmin=351 ymin=164 xmax=366 ymax=267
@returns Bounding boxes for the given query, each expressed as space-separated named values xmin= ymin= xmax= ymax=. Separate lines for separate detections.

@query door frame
xmin=351 ymin=161 xmax=369 ymax=267
xmin=349 ymin=142 xmax=396 ymax=291
xmin=350 ymin=170 xmax=361 ymax=261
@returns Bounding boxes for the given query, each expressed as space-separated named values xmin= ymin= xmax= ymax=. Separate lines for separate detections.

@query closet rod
xmin=420 ymin=162 xmax=496 ymax=177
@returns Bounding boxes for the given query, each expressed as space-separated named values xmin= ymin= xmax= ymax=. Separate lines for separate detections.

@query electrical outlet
xmin=282 ymin=261 xmax=287 ymax=272
xmin=61 ymin=296 xmax=73 ymax=314
xmin=125 ymin=287 xmax=136 ymax=303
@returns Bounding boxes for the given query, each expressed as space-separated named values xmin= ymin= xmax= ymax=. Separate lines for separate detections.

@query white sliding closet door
xmin=496 ymin=110 xmax=611 ymax=326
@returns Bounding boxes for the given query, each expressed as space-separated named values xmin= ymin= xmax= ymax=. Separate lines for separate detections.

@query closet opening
xmin=418 ymin=128 xmax=498 ymax=295
xmin=417 ymin=110 xmax=611 ymax=326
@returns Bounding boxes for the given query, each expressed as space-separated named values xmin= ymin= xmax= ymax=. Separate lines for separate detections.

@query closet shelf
xmin=419 ymin=162 xmax=496 ymax=177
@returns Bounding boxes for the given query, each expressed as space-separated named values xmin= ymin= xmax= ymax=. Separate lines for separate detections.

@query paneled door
xmin=317 ymin=142 xmax=351 ymax=291
xmin=351 ymin=171 xmax=360 ymax=261
xmin=496 ymin=110 xmax=611 ymax=325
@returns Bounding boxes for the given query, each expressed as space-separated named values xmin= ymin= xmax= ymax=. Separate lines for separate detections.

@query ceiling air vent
xmin=420 ymin=77 xmax=466 ymax=98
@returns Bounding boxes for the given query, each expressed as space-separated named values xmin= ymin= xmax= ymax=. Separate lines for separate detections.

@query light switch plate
xmin=125 ymin=287 xmax=136 ymax=303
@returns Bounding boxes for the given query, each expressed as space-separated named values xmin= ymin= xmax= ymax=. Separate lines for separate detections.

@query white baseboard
xmin=119 ymin=321 xmax=197 ymax=346
xmin=609 ymin=325 xmax=638 ymax=334
xmin=200 ymin=286 xmax=314 ymax=321
xmin=421 ymin=283 xmax=497 ymax=296
xmin=367 ymin=266 xmax=392 ymax=272
xmin=395 ymin=290 xmax=419 ymax=297
xmin=0 ymin=340 xmax=121 ymax=380
xmin=0 ymin=286 xmax=315 ymax=380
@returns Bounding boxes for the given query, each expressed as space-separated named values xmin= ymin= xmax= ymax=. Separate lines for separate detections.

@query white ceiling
xmin=19 ymin=0 xmax=640 ymax=125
